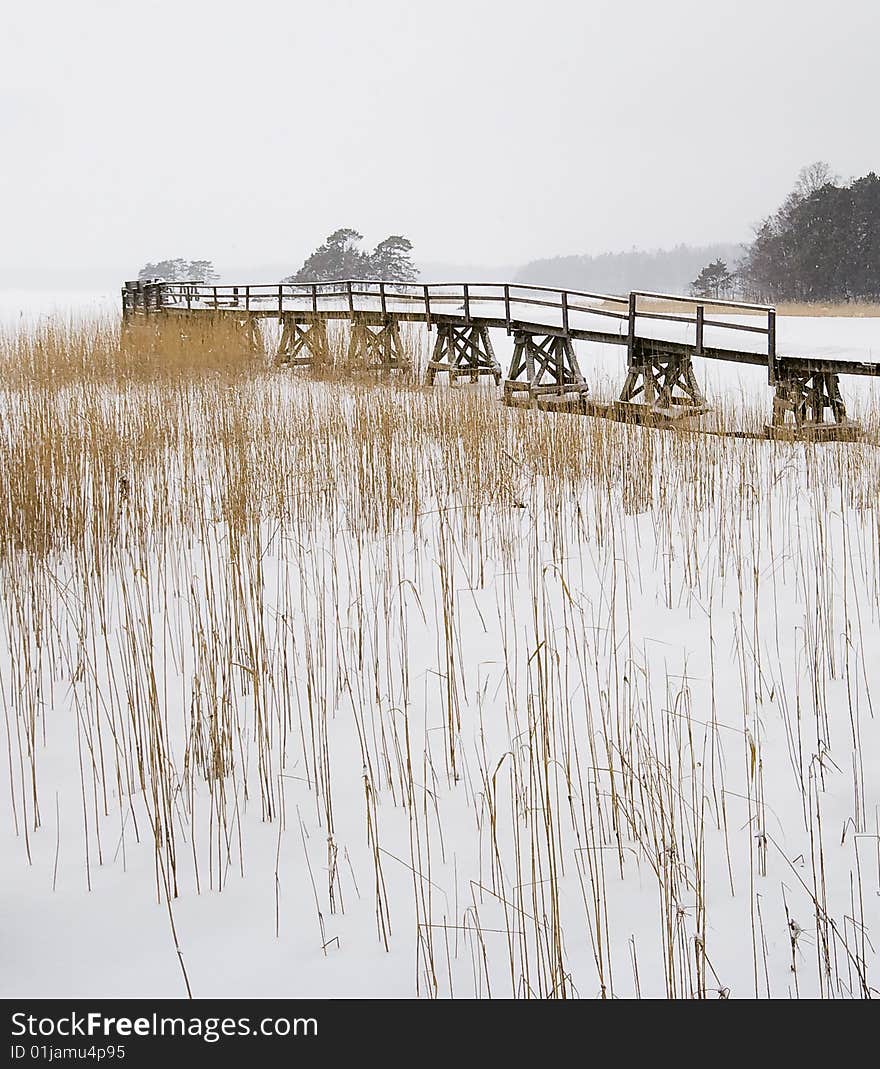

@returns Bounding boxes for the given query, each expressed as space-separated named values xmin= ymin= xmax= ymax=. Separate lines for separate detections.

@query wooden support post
xmin=695 ymin=305 xmax=704 ymax=355
xmin=504 ymin=284 xmax=511 ymax=334
xmin=276 ymin=316 xmax=329 ymax=367
xmin=768 ymin=365 xmax=860 ymax=440
xmin=121 ymin=281 xmax=136 ymax=321
xmin=241 ymin=315 xmax=263 ymax=355
xmin=424 ymin=285 xmax=432 ymax=330
xmin=627 ymin=292 xmax=637 ymax=363
xmin=380 ymin=281 xmax=387 ymax=317
xmin=345 ymin=315 xmax=409 ymax=372
xmin=767 ymin=309 xmax=777 ymax=384
xmin=425 ymin=323 xmax=501 ymax=386
xmin=614 ymin=340 xmax=708 ymax=421
xmin=463 ymin=284 xmax=471 ymax=323
xmin=502 ymin=330 xmax=589 ymax=410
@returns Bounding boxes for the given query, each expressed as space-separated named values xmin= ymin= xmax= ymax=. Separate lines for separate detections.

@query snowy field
xmin=1 ymin=297 xmax=879 ymax=999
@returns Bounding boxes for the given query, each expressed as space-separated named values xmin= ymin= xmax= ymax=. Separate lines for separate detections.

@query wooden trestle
xmin=121 ymin=279 xmax=880 ymax=441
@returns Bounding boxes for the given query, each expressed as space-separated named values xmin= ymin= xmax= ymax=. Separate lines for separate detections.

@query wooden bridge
xmin=121 ymin=279 xmax=880 ymax=439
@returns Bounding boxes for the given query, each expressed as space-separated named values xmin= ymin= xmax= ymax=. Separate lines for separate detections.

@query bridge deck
xmin=123 ymin=279 xmax=880 ymax=379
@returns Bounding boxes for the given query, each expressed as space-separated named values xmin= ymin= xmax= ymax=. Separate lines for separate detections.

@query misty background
xmin=1 ymin=0 xmax=877 ymax=292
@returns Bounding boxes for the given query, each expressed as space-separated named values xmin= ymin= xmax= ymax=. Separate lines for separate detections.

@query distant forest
xmin=515 ymin=243 xmax=745 ymax=296
xmin=738 ymin=164 xmax=880 ymax=302
xmin=517 ymin=163 xmax=880 ymax=304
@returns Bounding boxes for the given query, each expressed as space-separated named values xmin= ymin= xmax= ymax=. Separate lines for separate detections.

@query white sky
xmin=1 ymin=0 xmax=877 ymax=281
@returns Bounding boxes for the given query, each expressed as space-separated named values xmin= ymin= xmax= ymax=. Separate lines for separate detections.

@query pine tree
xmin=739 ymin=165 xmax=880 ymax=302
xmin=284 ymin=229 xmax=419 ymax=283
xmin=138 ymin=258 xmax=187 ymax=282
xmin=188 ymin=260 xmax=219 ymax=284
xmin=690 ymin=259 xmax=734 ymax=299
xmin=850 ymin=173 xmax=880 ymax=299
xmin=368 ymin=236 xmax=418 ymax=283
xmin=137 ymin=258 xmax=217 ymax=283
xmin=284 ymin=229 xmax=371 ymax=283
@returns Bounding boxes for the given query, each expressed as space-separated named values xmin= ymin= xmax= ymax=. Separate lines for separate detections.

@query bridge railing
xmin=630 ymin=290 xmax=776 ymax=366
xmin=124 ymin=279 xmax=777 ymax=362
xmin=145 ymin=279 xmax=633 ymax=332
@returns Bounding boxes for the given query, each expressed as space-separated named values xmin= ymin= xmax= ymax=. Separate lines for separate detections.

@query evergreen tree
xmin=139 ymin=258 xmax=187 ymax=282
xmin=739 ymin=165 xmax=880 ymax=302
xmin=284 ymin=229 xmax=371 ymax=283
xmin=137 ymin=258 xmax=217 ymax=283
xmin=691 ymin=258 xmax=734 ymax=299
xmin=188 ymin=259 xmax=219 ymax=284
xmin=368 ymin=236 xmax=418 ymax=283
xmin=850 ymin=173 xmax=880 ymax=299
xmin=284 ymin=229 xmax=419 ymax=283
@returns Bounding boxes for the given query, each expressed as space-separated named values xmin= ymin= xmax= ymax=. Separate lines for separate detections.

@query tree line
xmin=137 ymin=165 xmax=877 ymax=304
xmin=516 ymin=243 xmax=745 ymax=296
xmin=692 ymin=163 xmax=880 ymax=303
xmin=136 ymin=230 xmax=418 ymax=287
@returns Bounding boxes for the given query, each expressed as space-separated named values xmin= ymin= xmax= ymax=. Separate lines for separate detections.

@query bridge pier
xmin=612 ymin=341 xmax=709 ymax=422
xmin=502 ymin=331 xmax=589 ymax=409
xmin=237 ymin=314 xmax=264 ymax=355
xmin=346 ymin=315 xmax=409 ymax=371
xmin=426 ymin=323 xmax=501 ymax=385
xmin=276 ymin=315 xmax=328 ymax=366
xmin=768 ymin=367 xmax=860 ymax=440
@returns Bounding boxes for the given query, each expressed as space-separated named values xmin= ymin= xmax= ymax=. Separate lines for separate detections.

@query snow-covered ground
xmin=1 ymin=295 xmax=879 ymax=999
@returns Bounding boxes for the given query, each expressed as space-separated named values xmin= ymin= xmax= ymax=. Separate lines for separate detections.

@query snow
xmin=1 ymin=292 xmax=879 ymax=999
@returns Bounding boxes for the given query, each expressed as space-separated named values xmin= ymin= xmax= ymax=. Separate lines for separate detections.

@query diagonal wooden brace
xmin=426 ymin=323 xmax=501 ymax=385
xmin=768 ymin=366 xmax=859 ymax=440
xmin=276 ymin=315 xmax=328 ymax=366
xmin=502 ymin=330 xmax=589 ymax=407
xmin=346 ymin=316 xmax=410 ymax=371
xmin=617 ymin=340 xmax=707 ymax=418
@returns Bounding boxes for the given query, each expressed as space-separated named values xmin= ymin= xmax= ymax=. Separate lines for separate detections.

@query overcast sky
xmin=1 ymin=0 xmax=877 ymax=283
